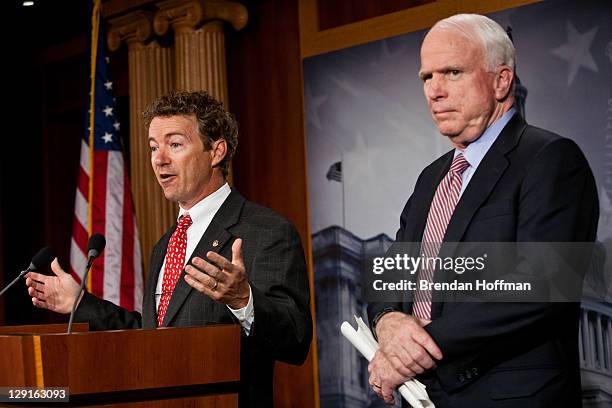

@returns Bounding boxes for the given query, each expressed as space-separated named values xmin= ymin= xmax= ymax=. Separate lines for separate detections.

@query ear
xmin=494 ymin=65 xmax=514 ymax=101
xmin=210 ymin=139 xmax=227 ymax=168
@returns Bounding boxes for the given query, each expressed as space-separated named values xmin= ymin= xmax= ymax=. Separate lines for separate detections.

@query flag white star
xmin=103 ymin=106 xmax=114 ymax=117
xmin=102 ymin=132 xmax=113 ymax=143
xmin=551 ymin=21 xmax=599 ymax=86
xmin=104 ymin=81 xmax=113 ymax=90
xmin=105 ymin=57 xmax=110 ymax=64
xmin=113 ymin=121 xmax=120 ymax=131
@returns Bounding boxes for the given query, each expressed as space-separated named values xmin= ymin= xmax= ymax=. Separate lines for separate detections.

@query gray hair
xmin=431 ymin=13 xmax=515 ymax=72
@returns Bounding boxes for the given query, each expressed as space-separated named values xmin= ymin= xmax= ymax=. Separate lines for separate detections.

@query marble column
xmin=108 ymin=11 xmax=176 ymax=276
xmin=153 ymin=0 xmax=247 ymax=104
xmin=596 ymin=313 xmax=604 ymax=370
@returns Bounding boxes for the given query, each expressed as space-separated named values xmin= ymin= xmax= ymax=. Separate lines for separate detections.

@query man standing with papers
xmin=367 ymin=14 xmax=598 ymax=407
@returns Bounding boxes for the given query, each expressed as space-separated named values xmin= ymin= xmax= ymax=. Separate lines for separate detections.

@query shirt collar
xmin=178 ymin=182 xmax=231 ymax=223
xmin=455 ymin=107 xmax=516 ymax=167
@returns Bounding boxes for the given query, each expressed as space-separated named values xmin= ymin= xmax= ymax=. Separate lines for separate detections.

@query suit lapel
xmin=443 ymin=114 xmax=525 ymax=244
xmin=160 ymin=190 xmax=246 ymax=327
xmin=430 ymin=114 xmax=525 ymax=319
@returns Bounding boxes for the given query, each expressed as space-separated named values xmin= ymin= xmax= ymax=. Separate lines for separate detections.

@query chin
xmin=437 ymin=127 xmax=461 ymax=138
xmin=161 ymin=190 xmax=176 ymax=202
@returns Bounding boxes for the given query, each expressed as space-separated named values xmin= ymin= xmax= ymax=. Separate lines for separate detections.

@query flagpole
xmin=87 ymin=0 xmax=101 ymax=291
xmin=341 ymin=153 xmax=345 ymax=229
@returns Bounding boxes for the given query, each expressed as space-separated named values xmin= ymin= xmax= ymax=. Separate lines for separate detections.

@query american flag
xmin=69 ymin=0 xmax=143 ymax=312
xmin=326 ymin=161 xmax=342 ymax=182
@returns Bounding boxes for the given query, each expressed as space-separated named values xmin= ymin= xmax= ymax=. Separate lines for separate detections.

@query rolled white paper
xmin=340 ymin=317 xmax=435 ymax=408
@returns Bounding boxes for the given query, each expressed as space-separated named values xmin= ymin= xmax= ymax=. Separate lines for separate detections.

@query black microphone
xmin=67 ymin=234 xmax=106 ymax=334
xmin=0 ymin=247 xmax=55 ymax=297
xmin=87 ymin=233 xmax=106 ymax=262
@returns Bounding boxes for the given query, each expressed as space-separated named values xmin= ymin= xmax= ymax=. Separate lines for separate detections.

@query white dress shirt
xmin=154 ymin=183 xmax=255 ymax=334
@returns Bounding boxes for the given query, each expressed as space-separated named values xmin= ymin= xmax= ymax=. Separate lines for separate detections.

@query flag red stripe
xmin=91 ymin=150 xmax=108 ymax=298
xmin=77 ymin=166 xmax=89 ymax=196
xmin=72 ymin=217 xmax=89 ymax=255
xmin=120 ymin=171 xmax=136 ymax=311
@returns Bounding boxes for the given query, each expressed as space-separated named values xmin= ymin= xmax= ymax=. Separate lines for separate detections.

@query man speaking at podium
xmin=25 ymin=90 xmax=312 ymax=408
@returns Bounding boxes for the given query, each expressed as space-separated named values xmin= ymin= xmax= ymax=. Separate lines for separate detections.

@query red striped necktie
xmin=413 ymin=153 xmax=470 ymax=320
xmin=157 ymin=213 xmax=192 ymax=327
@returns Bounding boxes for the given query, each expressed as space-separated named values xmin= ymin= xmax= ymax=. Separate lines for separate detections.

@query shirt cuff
xmin=227 ymin=285 xmax=255 ymax=335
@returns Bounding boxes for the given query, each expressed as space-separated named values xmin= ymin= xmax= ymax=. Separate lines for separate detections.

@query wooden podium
xmin=0 ymin=323 xmax=240 ymax=407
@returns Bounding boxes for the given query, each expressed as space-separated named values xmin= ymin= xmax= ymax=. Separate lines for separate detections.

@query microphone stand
xmin=67 ymin=256 xmax=96 ymax=334
xmin=0 ymin=268 xmax=30 ymax=297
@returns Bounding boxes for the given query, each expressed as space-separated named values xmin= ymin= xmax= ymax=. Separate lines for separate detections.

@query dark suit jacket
xmin=368 ymin=114 xmax=598 ymax=407
xmin=76 ymin=189 xmax=313 ymax=407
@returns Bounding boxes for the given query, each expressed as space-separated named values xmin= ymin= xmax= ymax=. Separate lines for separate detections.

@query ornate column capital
xmin=108 ymin=10 xmax=155 ymax=51
xmin=154 ymin=0 xmax=247 ymax=35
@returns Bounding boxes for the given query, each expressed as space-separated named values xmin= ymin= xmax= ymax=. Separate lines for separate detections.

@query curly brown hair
xmin=143 ymin=90 xmax=238 ymax=177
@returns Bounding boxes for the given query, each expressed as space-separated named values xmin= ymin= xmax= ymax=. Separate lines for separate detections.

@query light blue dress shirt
xmin=455 ymin=108 xmax=516 ymax=197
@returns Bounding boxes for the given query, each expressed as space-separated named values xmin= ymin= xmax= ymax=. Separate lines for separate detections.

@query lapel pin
xmin=212 ymin=239 xmax=219 ymax=247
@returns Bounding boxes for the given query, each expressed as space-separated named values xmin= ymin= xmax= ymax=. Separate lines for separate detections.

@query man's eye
xmin=421 ymin=74 xmax=432 ymax=82
xmin=171 ymin=142 xmax=181 ymax=148
xmin=149 ymin=146 xmax=158 ymax=152
xmin=448 ymin=70 xmax=461 ymax=78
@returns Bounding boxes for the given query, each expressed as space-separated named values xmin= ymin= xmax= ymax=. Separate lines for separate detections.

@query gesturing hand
xmin=25 ymin=258 xmax=81 ymax=314
xmin=184 ymin=238 xmax=250 ymax=309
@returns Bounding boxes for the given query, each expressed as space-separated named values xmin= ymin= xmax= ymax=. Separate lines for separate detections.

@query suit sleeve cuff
xmin=227 ymin=284 xmax=255 ymax=335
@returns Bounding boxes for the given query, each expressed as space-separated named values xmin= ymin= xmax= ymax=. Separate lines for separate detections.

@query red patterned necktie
xmin=157 ymin=213 xmax=192 ymax=327
xmin=413 ymin=154 xmax=470 ymax=320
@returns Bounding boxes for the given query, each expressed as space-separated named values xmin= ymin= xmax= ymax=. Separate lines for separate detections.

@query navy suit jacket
xmin=368 ymin=114 xmax=598 ymax=407
xmin=76 ymin=189 xmax=312 ymax=407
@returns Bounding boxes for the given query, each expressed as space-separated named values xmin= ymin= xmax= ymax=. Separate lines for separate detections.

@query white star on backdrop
xmin=331 ymin=75 xmax=363 ymax=98
xmin=370 ymin=39 xmax=408 ymax=68
xmin=113 ymin=121 xmax=120 ymax=131
xmin=103 ymin=106 xmax=114 ymax=117
xmin=304 ymin=86 xmax=328 ymax=131
xmin=551 ymin=21 xmax=599 ymax=86
xmin=104 ymin=81 xmax=113 ymax=90
xmin=102 ymin=132 xmax=113 ymax=143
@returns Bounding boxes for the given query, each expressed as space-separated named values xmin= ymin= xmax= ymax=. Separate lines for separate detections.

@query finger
xmin=389 ymin=354 xmax=419 ymax=376
xmin=189 ymin=258 xmax=226 ymax=283
xmin=184 ymin=270 xmax=221 ymax=301
xmin=28 ymin=286 xmax=45 ymax=298
xmin=50 ymin=258 xmax=66 ymax=277
xmin=407 ymin=346 xmax=435 ymax=371
xmin=369 ymin=380 xmax=382 ymax=395
xmin=231 ymin=238 xmax=244 ymax=268
xmin=368 ymin=366 xmax=380 ymax=387
xmin=380 ymin=383 xmax=395 ymax=405
xmin=32 ymin=297 xmax=49 ymax=310
xmin=184 ymin=266 xmax=218 ymax=288
xmin=26 ymin=272 xmax=48 ymax=284
xmin=26 ymin=277 xmax=49 ymax=293
xmin=205 ymin=252 xmax=232 ymax=272
xmin=413 ymin=329 xmax=443 ymax=360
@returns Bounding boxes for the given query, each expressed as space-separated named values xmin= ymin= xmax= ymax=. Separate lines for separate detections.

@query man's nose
xmin=425 ymin=74 xmax=447 ymax=101
xmin=152 ymin=146 xmax=170 ymax=167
